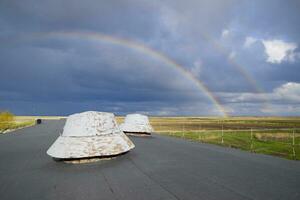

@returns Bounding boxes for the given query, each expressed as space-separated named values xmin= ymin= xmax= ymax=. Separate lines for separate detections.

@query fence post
xmin=221 ymin=123 xmax=224 ymax=144
xmin=250 ymin=128 xmax=253 ymax=152
xmin=182 ymin=123 xmax=185 ymax=138
xmin=292 ymin=129 xmax=296 ymax=159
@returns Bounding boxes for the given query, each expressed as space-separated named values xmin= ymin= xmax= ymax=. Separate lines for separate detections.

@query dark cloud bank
xmin=0 ymin=0 xmax=300 ymax=116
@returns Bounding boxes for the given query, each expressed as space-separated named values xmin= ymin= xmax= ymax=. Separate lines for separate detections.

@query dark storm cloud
xmin=0 ymin=0 xmax=300 ymax=115
xmin=0 ymin=0 xmax=158 ymax=37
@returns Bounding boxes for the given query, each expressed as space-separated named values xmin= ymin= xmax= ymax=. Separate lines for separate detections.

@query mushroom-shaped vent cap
xmin=120 ymin=114 xmax=153 ymax=134
xmin=62 ymin=111 xmax=120 ymax=137
xmin=47 ymin=111 xmax=135 ymax=159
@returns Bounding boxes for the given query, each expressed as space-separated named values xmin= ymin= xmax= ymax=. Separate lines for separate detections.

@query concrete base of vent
xmin=52 ymin=151 xmax=129 ymax=164
xmin=124 ymin=131 xmax=152 ymax=137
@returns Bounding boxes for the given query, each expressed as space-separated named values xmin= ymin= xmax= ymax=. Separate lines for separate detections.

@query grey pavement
xmin=0 ymin=120 xmax=299 ymax=200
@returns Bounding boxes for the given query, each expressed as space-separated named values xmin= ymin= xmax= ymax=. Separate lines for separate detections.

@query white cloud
xmin=217 ymin=82 xmax=300 ymax=115
xmin=262 ymin=39 xmax=298 ymax=64
xmin=228 ymin=51 xmax=236 ymax=60
xmin=273 ymin=82 xmax=300 ymax=102
xmin=260 ymin=104 xmax=300 ymax=115
xmin=221 ymin=29 xmax=230 ymax=38
xmin=160 ymin=7 xmax=180 ymax=34
xmin=244 ymin=36 xmax=258 ymax=48
xmin=220 ymin=82 xmax=300 ymax=103
xmin=190 ymin=60 xmax=202 ymax=76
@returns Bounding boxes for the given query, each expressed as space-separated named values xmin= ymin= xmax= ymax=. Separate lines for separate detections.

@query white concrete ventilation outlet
xmin=47 ymin=111 xmax=135 ymax=159
xmin=120 ymin=114 xmax=154 ymax=135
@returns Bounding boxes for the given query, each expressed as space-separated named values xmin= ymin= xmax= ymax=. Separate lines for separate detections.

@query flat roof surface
xmin=0 ymin=120 xmax=299 ymax=200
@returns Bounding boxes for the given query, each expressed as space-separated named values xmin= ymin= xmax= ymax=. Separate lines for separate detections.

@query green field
xmin=141 ymin=117 xmax=300 ymax=160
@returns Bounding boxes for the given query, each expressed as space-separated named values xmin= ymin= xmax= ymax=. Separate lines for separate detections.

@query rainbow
xmin=38 ymin=31 xmax=228 ymax=117
xmin=200 ymin=32 xmax=270 ymax=109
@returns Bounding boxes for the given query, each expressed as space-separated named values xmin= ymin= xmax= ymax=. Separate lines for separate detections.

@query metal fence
xmin=155 ymin=126 xmax=300 ymax=160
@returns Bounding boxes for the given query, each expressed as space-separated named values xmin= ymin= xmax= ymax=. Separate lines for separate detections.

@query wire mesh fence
xmin=153 ymin=122 xmax=300 ymax=160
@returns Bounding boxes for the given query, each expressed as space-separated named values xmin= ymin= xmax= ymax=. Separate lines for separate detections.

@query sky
xmin=0 ymin=0 xmax=300 ymax=116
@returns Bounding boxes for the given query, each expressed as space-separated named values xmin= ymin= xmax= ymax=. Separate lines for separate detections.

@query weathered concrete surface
xmin=0 ymin=120 xmax=299 ymax=200
xmin=47 ymin=111 xmax=134 ymax=159
xmin=120 ymin=114 xmax=153 ymax=134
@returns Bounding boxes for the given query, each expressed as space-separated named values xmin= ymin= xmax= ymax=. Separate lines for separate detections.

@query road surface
xmin=0 ymin=120 xmax=299 ymax=200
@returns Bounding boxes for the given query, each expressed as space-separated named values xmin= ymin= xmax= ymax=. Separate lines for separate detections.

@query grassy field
xmin=0 ymin=117 xmax=35 ymax=134
xmin=15 ymin=116 xmax=66 ymax=121
xmin=0 ymin=120 xmax=36 ymax=133
xmin=0 ymin=115 xmax=66 ymax=133
xmin=119 ymin=116 xmax=300 ymax=160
